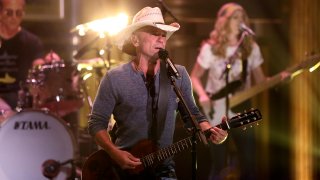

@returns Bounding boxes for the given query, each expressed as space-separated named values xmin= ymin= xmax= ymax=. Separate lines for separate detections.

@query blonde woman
xmin=191 ymin=3 xmax=268 ymax=179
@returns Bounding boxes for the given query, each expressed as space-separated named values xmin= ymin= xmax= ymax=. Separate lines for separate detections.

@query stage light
xmin=73 ymin=13 xmax=129 ymax=37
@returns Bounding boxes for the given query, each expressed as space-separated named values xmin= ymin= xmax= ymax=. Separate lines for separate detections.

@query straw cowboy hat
xmin=115 ymin=7 xmax=180 ymax=56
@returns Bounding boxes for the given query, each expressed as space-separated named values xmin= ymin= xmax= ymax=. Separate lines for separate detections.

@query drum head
xmin=0 ymin=110 xmax=77 ymax=180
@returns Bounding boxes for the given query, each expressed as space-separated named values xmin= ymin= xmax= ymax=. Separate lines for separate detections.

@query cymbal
xmin=76 ymin=58 xmax=119 ymax=69
xmin=77 ymin=57 xmax=104 ymax=64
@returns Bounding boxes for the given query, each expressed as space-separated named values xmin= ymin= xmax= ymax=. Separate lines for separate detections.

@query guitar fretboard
xmin=141 ymin=136 xmax=195 ymax=168
xmin=140 ymin=108 xmax=262 ymax=168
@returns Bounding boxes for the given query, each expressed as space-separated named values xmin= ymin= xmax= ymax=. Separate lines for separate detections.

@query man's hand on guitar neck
xmin=199 ymin=119 xmax=228 ymax=145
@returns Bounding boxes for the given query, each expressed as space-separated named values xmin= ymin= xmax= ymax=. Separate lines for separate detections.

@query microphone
xmin=158 ymin=48 xmax=181 ymax=79
xmin=239 ymin=23 xmax=255 ymax=36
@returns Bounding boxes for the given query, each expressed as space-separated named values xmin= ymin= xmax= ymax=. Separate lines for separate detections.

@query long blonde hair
xmin=207 ymin=3 xmax=254 ymax=59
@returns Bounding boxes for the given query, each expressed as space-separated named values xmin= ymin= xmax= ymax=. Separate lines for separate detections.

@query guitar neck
xmin=230 ymin=74 xmax=283 ymax=108
xmin=141 ymin=136 xmax=196 ymax=168
xmin=141 ymin=108 xmax=262 ymax=168
xmin=229 ymin=53 xmax=320 ymax=108
xmin=141 ymin=124 xmax=229 ymax=168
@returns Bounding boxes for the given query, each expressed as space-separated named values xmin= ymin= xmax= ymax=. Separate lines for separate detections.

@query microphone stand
xmin=224 ymin=31 xmax=249 ymax=122
xmin=157 ymin=0 xmax=179 ymax=22
xmin=223 ymin=31 xmax=248 ymax=169
xmin=167 ymin=70 xmax=208 ymax=180
xmin=159 ymin=48 xmax=205 ymax=180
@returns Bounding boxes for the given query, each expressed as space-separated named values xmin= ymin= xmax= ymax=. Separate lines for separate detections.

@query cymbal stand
xmin=104 ymin=35 xmax=112 ymax=71
xmin=80 ymin=79 xmax=93 ymax=110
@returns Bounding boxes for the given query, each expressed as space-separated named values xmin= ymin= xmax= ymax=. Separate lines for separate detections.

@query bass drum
xmin=0 ymin=109 xmax=77 ymax=180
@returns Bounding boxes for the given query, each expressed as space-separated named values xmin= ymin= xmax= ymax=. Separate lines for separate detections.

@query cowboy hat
xmin=115 ymin=7 xmax=180 ymax=56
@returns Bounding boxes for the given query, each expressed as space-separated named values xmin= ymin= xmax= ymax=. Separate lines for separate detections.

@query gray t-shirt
xmin=88 ymin=61 xmax=206 ymax=149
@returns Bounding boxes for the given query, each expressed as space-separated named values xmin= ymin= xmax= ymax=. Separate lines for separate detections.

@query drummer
xmin=0 ymin=0 xmax=45 ymax=111
xmin=33 ymin=50 xmax=62 ymax=66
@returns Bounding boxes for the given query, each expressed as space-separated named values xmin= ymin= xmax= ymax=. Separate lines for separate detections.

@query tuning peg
xmin=242 ymin=126 xmax=247 ymax=131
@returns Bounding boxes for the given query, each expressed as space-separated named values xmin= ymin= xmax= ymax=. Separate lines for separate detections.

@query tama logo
xmin=14 ymin=121 xmax=50 ymax=130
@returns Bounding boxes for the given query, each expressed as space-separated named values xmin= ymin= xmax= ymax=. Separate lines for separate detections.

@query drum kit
xmin=0 ymin=13 xmax=128 ymax=178
xmin=0 ymin=40 xmax=121 ymax=179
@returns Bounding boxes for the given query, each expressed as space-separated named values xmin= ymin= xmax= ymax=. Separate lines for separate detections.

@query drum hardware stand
xmin=42 ymin=158 xmax=79 ymax=180
xmin=75 ymin=33 xmax=113 ymax=111
xmin=17 ymin=81 xmax=33 ymax=111
xmin=81 ymin=34 xmax=113 ymax=110
xmin=93 ymin=34 xmax=112 ymax=81
xmin=80 ymin=79 xmax=93 ymax=110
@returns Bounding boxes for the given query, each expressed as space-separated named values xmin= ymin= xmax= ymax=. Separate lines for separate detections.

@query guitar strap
xmin=230 ymin=58 xmax=253 ymax=113
xmin=241 ymin=58 xmax=248 ymax=84
xmin=150 ymin=59 xmax=170 ymax=143
xmin=109 ymin=61 xmax=170 ymax=145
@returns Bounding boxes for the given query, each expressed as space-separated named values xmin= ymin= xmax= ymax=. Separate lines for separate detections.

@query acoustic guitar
xmin=82 ymin=108 xmax=262 ymax=180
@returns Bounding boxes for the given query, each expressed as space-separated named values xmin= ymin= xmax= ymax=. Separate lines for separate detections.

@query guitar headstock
xmin=295 ymin=53 xmax=320 ymax=71
xmin=218 ymin=108 xmax=262 ymax=130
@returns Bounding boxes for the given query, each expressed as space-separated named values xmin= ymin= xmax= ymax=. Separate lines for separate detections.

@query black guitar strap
xmin=241 ymin=58 xmax=248 ymax=83
xmin=150 ymin=59 xmax=170 ymax=143
xmin=110 ymin=61 xmax=170 ymax=144
xmin=209 ymin=57 xmax=248 ymax=101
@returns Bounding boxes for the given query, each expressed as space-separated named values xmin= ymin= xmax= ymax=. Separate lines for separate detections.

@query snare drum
xmin=0 ymin=110 xmax=77 ymax=180
xmin=27 ymin=61 xmax=83 ymax=116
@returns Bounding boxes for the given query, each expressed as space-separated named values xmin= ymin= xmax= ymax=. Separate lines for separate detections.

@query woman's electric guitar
xmin=205 ymin=53 xmax=320 ymax=125
xmin=81 ymin=108 xmax=262 ymax=180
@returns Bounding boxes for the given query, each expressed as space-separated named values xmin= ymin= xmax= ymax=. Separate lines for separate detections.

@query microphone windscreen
xmin=158 ymin=48 xmax=168 ymax=59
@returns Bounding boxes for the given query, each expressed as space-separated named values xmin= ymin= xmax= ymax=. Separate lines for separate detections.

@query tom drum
xmin=27 ymin=61 xmax=83 ymax=116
